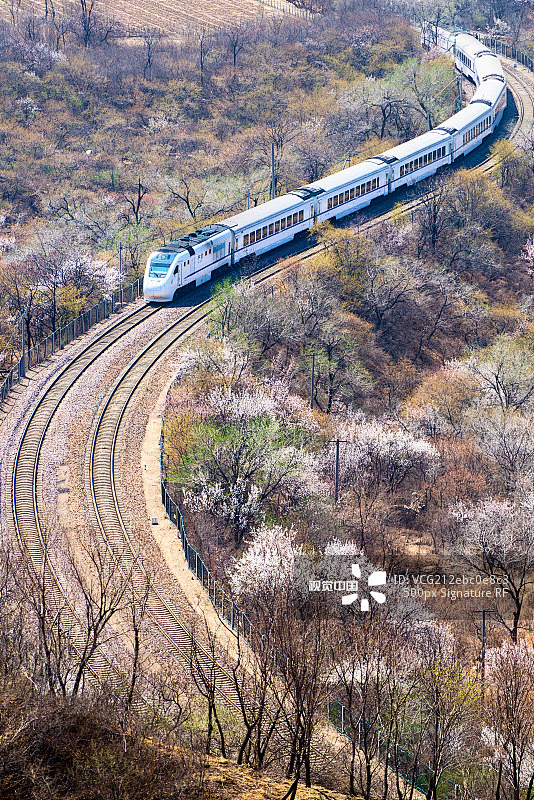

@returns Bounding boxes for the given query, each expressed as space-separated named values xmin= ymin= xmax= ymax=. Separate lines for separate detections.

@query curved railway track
xmin=10 ymin=301 xmax=161 ymax=695
xmin=89 ymin=301 xmax=239 ymax=703
xmin=6 ymin=46 xmax=534 ymax=774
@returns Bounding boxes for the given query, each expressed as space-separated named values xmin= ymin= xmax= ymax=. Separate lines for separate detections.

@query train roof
xmin=306 ymin=159 xmax=386 ymax=194
xmin=375 ymin=128 xmax=450 ymax=163
xmin=454 ymin=32 xmax=489 ymax=59
xmin=158 ymin=223 xmax=228 ymax=256
xmin=439 ymin=95 xmax=494 ymax=134
xmin=224 ymin=193 xmax=304 ymax=230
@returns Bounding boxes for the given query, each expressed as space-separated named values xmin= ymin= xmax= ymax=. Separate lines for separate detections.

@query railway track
xmin=6 ymin=43 xmax=534 ymax=784
xmin=89 ymin=300 xmax=239 ymax=704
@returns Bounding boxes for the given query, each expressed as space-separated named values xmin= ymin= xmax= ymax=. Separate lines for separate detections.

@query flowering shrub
xmin=229 ymin=523 xmax=301 ymax=600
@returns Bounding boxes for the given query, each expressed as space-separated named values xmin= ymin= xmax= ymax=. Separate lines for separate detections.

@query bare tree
xmin=231 ymin=627 xmax=286 ymax=769
xmin=122 ymin=176 xmax=149 ymax=226
xmin=189 ymin=618 xmax=227 ymax=757
xmin=450 ymin=492 xmax=534 ymax=642
xmin=168 ymin=177 xmax=210 ymax=221
xmin=141 ymin=28 xmax=161 ymax=80
xmin=487 ymin=640 xmax=534 ymax=800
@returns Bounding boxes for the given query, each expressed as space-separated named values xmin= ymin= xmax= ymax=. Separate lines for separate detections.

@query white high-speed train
xmin=144 ymin=28 xmax=507 ymax=302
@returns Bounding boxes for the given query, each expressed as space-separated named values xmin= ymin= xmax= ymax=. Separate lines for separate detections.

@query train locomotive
xmin=143 ymin=28 xmax=507 ymax=302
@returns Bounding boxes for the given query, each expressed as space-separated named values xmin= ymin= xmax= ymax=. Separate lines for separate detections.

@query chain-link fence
xmin=0 ymin=278 xmax=143 ymax=404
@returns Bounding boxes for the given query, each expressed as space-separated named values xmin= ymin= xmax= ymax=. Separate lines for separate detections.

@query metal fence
xmin=328 ymin=699 xmax=466 ymax=800
xmin=0 ymin=278 xmax=143 ymax=405
xmin=161 ymin=470 xmax=254 ymax=641
xmin=472 ymin=33 xmax=534 ymax=72
xmin=160 ymin=453 xmax=465 ymax=799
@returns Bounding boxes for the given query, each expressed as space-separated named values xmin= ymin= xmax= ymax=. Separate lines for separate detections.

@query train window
xmin=250 ymin=232 xmax=255 ymax=244
xmin=269 ymin=223 xmax=274 ymax=236
xmin=355 ymin=186 xmax=360 ymax=196
xmin=400 ymin=165 xmax=405 ymax=177
xmin=328 ymin=198 xmax=332 ymax=210
xmin=344 ymin=190 xmax=349 ymax=202
xmin=262 ymin=226 xmax=268 ymax=238
xmin=350 ymin=188 xmax=355 ymax=199
xmin=287 ymin=216 xmax=292 ymax=227
xmin=299 ymin=210 xmax=304 ymax=222
xmin=281 ymin=218 xmax=286 ymax=230
xmin=275 ymin=221 xmax=280 ymax=233
xmin=424 ymin=154 xmax=427 ymax=165
xmin=293 ymin=213 xmax=298 ymax=224
xmin=255 ymin=229 xmax=261 ymax=240
xmin=244 ymin=234 xmax=249 ymax=246
xmin=366 ymin=181 xmax=371 ymax=193
xmin=333 ymin=195 xmax=339 ymax=207
xmin=377 ymin=176 xmax=380 ymax=186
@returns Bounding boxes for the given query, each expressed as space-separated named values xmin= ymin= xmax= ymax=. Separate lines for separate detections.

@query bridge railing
xmin=0 ymin=278 xmax=143 ymax=405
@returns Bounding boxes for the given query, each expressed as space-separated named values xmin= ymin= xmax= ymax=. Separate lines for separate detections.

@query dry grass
xmin=204 ymin=755 xmax=353 ymax=800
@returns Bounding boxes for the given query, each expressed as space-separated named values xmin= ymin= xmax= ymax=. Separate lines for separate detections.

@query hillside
xmin=0 ymin=0 xmax=282 ymax=32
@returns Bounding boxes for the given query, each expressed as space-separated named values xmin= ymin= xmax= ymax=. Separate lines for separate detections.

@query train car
xmin=144 ymin=224 xmax=233 ymax=301
xmin=144 ymin=28 xmax=507 ymax=302
xmin=225 ymin=193 xmax=311 ymax=265
xmin=369 ymin=128 xmax=452 ymax=191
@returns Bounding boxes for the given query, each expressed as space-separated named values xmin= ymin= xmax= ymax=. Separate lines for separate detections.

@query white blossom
xmin=0 ymin=236 xmax=16 ymax=253
xmin=183 ymin=476 xmax=262 ymax=534
xmin=18 ymin=96 xmax=40 ymax=117
xmin=335 ymin=418 xmax=439 ymax=490
xmin=324 ymin=538 xmax=361 ymax=556
xmin=208 ymin=385 xmax=277 ymax=422
xmin=229 ymin=523 xmax=301 ymax=599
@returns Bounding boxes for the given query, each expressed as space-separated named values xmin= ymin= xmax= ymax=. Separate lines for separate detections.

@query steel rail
xmin=11 ymin=302 xmax=161 ymax=695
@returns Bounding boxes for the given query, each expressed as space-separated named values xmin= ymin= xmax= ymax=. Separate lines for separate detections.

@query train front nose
xmin=144 ymin=281 xmax=170 ymax=301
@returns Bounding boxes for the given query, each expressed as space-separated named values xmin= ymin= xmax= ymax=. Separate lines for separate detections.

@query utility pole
xmin=119 ymin=242 xmax=123 ymax=306
xmin=334 ymin=439 xmax=340 ymax=503
xmin=271 ymin=142 xmax=276 ymax=201
xmin=310 ymin=353 xmax=315 ymax=409
xmin=20 ymin=312 xmax=26 ymax=378
xmin=481 ymin=609 xmax=486 ymax=682
xmin=475 ymin=609 xmax=493 ymax=683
